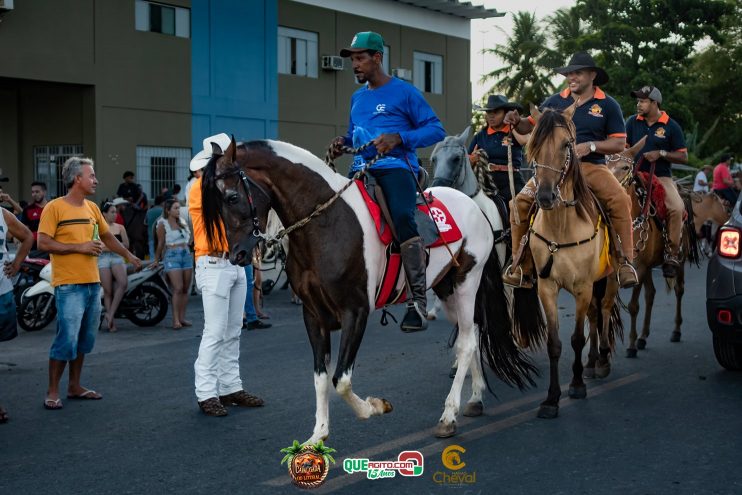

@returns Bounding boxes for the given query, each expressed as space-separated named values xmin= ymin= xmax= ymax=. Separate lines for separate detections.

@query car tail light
xmin=717 ymin=309 xmax=733 ymax=325
xmin=719 ymin=229 xmax=741 ymax=258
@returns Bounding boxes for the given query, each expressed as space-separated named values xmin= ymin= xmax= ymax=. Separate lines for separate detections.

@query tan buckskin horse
xmin=606 ymin=139 xmax=703 ymax=356
xmin=512 ymin=107 xmax=622 ymax=419
xmin=683 ymin=188 xmax=731 ymax=241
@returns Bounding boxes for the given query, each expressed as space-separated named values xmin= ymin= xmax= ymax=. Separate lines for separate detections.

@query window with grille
xmin=136 ymin=146 xmax=190 ymax=202
xmin=278 ymin=27 xmax=318 ymax=78
xmin=34 ymin=145 xmax=84 ymax=199
xmin=413 ymin=51 xmax=443 ymax=94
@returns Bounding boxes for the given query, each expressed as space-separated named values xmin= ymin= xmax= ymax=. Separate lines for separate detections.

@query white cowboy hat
xmin=190 ymin=133 xmax=233 ymax=172
xmin=111 ymin=197 xmax=129 ymax=206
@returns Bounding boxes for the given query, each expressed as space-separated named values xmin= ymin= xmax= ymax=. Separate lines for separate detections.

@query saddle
xmin=355 ymin=176 xmax=463 ymax=309
xmin=634 ymin=173 xmax=687 ymax=224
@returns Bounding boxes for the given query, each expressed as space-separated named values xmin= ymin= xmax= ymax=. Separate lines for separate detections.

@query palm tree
xmin=545 ymin=7 xmax=589 ymax=63
xmin=481 ymin=11 xmax=556 ymax=107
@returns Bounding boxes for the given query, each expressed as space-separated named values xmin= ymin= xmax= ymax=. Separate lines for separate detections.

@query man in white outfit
xmin=189 ymin=133 xmax=264 ymax=416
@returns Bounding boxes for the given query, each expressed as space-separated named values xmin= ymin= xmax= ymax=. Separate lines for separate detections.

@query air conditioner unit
xmin=321 ymin=55 xmax=344 ymax=71
xmin=392 ymin=68 xmax=412 ymax=81
xmin=0 ymin=0 xmax=14 ymax=10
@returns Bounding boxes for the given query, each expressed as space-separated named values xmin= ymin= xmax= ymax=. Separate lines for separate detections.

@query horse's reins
xmin=506 ymin=130 xmax=519 ymax=224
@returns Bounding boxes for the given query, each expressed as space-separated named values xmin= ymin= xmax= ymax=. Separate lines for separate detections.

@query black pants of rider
xmin=488 ymin=170 xmax=526 ymax=205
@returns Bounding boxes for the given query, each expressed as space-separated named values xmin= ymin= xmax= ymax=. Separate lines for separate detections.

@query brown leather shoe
xmin=502 ymin=265 xmax=534 ymax=289
xmin=198 ymin=397 xmax=228 ymax=417
xmin=219 ymin=390 xmax=264 ymax=408
xmin=618 ymin=262 xmax=639 ymax=288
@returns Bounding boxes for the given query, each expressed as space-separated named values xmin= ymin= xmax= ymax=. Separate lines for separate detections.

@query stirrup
xmin=503 ymin=264 xmax=533 ymax=289
xmin=617 ymin=262 xmax=639 ymax=288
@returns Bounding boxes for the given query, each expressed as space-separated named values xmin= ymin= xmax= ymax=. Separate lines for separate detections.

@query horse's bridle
xmin=606 ymin=153 xmax=636 ymax=188
xmin=214 ymin=165 xmax=272 ymax=238
xmin=432 ymin=143 xmax=470 ymax=190
xmin=531 ymin=124 xmax=577 ymax=206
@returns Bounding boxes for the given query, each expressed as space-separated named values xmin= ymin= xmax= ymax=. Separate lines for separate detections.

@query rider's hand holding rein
xmin=372 ymin=133 xmax=402 ymax=155
xmin=329 ymin=136 xmax=346 ymax=159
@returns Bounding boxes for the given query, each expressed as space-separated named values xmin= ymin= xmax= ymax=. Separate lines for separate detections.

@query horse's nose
xmin=536 ymin=189 xmax=557 ymax=209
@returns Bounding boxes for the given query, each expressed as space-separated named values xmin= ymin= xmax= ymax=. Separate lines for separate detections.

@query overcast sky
xmin=469 ymin=0 xmax=574 ymax=100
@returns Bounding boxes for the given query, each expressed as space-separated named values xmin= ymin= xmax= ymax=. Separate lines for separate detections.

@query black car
xmin=706 ymin=192 xmax=742 ymax=370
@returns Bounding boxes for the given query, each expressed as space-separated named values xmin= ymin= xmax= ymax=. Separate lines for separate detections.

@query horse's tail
xmin=511 ymin=285 xmax=548 ymax=351
xmin=475 ymin=245 xmax=539 ymax=392
xmin=683 ymin=196 xmax=701 ymax=267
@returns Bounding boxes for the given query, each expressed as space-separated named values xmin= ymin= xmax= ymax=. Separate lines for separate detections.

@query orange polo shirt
xmin=188 ymin=177 xmax=229 ymax=259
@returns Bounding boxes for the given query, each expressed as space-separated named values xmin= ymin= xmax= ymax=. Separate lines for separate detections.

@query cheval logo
xmin=655 ymin=127 xmax=666 ymax=138
xmin=281 ymin=440 xmax=336 ymax=489
xmin=375 ymin=103 xmax=387 ymax=114
xmin=429 ymin=207 xmax=452 ymax=233
xmin=433 ymin=444 xmax=477 ymax=485
xmin=588 ymin=104 xmax=603 ymax=117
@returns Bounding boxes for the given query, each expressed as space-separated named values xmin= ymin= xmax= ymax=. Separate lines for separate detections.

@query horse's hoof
xmin=434 ymin=421 xmax=457 ymax=438
xmin=626 ymin=348 xmax=638 ymax=358
xmin=426 ymin=313 xmax=436 ymax=321
xmin=537 ymin=405 xmax=559 ymax=419
xmin=462 ymin=401 xmax=483 ymax=417
xmin=595 ymin=365 xmax=611 ymax=379
xmin=368 ymin=397 xmax=393 ymax=414
xmin=449 ymin=367 xmax=457 ymax=379
xmin=380 ymin=398 xmax=393 ymax=414
xmin=637 ymin=338 xmax=647 ymax=350
xmin=583 ymin=367 xmax=595 ymax=379
xmin=568 ymin=385 xmax=587 ymax=399
xmin=670 ymin=331 xmax=681 ymax=343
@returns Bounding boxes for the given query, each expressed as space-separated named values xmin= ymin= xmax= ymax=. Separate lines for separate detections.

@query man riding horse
xmin=625 ymin=85 xmax=688 ymax=278
xmin=329 ymin=31 xmax=445 ymax=332
xmin=503 ymin=51 xmax=639 ymax=289
xmin=468 ymin=95 xmax=528 ymax=205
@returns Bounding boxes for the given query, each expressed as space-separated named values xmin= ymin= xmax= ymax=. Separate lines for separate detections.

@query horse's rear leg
xmin=671 ymin=267 xmax=684 ymax=342
xmin=585 ymin=303 xmax=599 ymax=378
xmin=333 ymin=309 xmax=392 ymax=420
xmin=304 ymin=312 xmax=332 ymax=445
xmin=596 ymin=278 xmax=620 ymax=379
xmin=538 ymin=282 xmax=562 ymax=419
xmin=568 ymin=290 xmax=591 ymax=399
xmin=638 ymin=275 xmax=656 ymax=349
xmin=626 ymin=282 xmax=643 ymax=358
xmin=462 ymin=343 xmax=485 ymax=417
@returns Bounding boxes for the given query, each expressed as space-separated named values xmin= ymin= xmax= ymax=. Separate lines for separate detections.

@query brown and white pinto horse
xmin=512 ymin=107 xmax=623 ymax=419
xmin=606 ymin=140 xmax=702 ymax=355
xmin=200 ymin=138 xmax=539 ymax=441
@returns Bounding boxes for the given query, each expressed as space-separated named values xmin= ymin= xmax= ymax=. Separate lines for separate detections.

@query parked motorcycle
xmin=8 ymin=251 xmax=50 ymax=306
xmin=18 ymin=262 xmax=171 ymax=331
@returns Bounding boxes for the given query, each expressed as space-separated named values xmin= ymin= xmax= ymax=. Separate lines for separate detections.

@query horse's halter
xmin=432 ymin=143 xmax=469 ymax=189
xmin=214 ymin=161 xmax=272 ymax=238
xmin=606 ymin=153 xmax=635 ymax=188
xmin=531 ymin=123 xmax=577 ymax=206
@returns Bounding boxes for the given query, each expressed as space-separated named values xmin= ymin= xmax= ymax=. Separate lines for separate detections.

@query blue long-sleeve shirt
xmin=344 ymin=77 xmax=446 ymax=173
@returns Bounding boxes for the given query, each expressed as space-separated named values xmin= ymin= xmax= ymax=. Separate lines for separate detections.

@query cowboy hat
xmin=111 ymin=197 xmax=129 ymax=207
xmin=189 ymin=133 xmax=233 ymax=172
xmin=480 ymin=94 xmax=523 ymax=112
xmin=554 ymin=51 xmax=609 ymax=86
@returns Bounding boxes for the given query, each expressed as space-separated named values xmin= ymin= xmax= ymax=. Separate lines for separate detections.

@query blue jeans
xmin=163 ymin=247 xmax=193 ymax=273
xmin=49 ymin=283 xmax=101 ymax=361
xmin=148 ymin=238 xmax=155 ymax=261
xmin=243 ymin=265 xmax=258 ymax=323
xmin=367 ymin=167 xmax=419 ymax=243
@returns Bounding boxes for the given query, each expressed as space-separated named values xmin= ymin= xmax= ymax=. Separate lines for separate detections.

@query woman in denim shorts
xmin=99 ymin=202 xmax=130 ymax=332
xmin=155 ymin=199 xmax=193 ymax=329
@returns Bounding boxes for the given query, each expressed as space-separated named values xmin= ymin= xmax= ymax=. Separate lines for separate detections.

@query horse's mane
xmin=528 ymin=109 xmax=595 ymax=221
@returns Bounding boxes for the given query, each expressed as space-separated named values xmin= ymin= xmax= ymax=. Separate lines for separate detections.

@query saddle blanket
xmin=636 ymin=173 xmax=687 ymax=222
xmin=354 ymin=180 xmax=463 ymax=309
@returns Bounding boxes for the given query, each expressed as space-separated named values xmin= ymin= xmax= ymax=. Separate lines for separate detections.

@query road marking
xmin=263 ymin=372 xmax=645 ymax=489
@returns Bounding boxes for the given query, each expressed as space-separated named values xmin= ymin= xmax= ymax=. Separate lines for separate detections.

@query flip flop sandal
xmin=67 ymin=390 xmax=102 ymax=400
xmin=44 ymin=398 xmax=63 ymax=410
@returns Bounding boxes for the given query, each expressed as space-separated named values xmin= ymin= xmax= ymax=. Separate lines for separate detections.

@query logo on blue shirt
xmin=374 ymin=103 xmax=386 ymax=114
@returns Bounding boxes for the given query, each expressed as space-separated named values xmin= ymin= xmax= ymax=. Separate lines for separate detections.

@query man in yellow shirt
xmin=189 ymin=133 xmax=264 ymax=416
xmin=38 ymin=157 xmax=141 ymax=410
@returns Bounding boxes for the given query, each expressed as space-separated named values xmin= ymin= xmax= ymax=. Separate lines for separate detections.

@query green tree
xmin=545 ymin=7 xmax=590 ymax=64
xmin=480 ymin=11 xmax=556 ymax=108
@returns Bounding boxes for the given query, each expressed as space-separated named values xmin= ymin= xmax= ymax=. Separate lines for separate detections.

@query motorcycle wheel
xmin=18 ymin=293 xmax=56 ymax=331
xmin=125 ymin=284 xmax=168 ymax=327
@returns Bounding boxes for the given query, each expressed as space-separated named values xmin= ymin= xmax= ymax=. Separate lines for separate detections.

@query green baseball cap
xmin=340 ymin=31 xmax=385 ymax=57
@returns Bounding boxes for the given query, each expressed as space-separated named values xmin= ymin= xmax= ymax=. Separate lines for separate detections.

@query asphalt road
xmin=1 ymin=261 xmax=740 ymax=495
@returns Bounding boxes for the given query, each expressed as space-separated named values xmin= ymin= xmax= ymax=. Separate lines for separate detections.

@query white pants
xmin=194 ymin=256 xmax=247 ymax=401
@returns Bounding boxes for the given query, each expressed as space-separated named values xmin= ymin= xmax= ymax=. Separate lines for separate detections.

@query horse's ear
xmin=211 ymin=142 xmax=224 ymax=156
xmin=226 ymin=135 xmax=237 ymax=162
xmin=562 ymin=101 xmax=577 ymax=121
xmin=458 ymin=126 xmax=471 ymax=145
xmin=627 ymin=135 xmax=647 ymax=158
xmin=529 ymin=104 xmax=541 ymax=123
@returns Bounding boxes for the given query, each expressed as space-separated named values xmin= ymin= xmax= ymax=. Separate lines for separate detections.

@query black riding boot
xmin=400 ymin=236 xmax=428 ymax=332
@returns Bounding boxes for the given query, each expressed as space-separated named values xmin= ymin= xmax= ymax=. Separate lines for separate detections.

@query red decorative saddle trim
xmin=636 ymin=173 xmax=686 ymax=222
xmin=354 ymin=180 xmax=463 ymax=247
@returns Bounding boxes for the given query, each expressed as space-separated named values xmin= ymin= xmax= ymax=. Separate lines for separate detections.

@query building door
xmin=34 ymin=145 xmax=84 ymax=199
